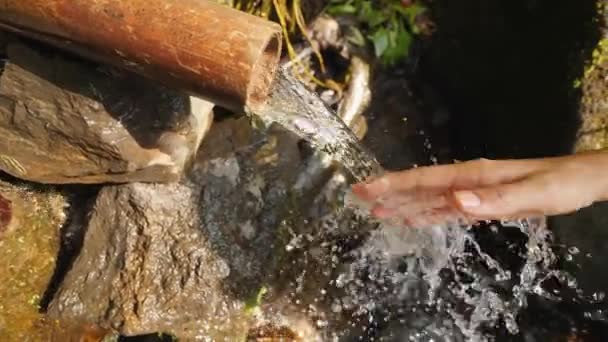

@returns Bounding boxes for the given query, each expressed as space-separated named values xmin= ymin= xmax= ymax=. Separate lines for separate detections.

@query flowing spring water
xmin=249 ymin=67 xmax=383 ymax=182
xmin=249 ymin=68 xmax=600 ymax=341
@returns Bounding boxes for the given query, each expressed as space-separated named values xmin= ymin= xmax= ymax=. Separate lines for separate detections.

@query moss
xmin=0 ymin=183 xmax=66 ymax=341
xmin=580 ymin=38 xmax=608 ymax=85
xmin=576 ymin=3 xmax=608 ymax=152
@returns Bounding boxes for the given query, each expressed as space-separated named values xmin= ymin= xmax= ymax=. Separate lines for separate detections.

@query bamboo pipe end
xmin=246 ymin=30 xmax=282 ymax=111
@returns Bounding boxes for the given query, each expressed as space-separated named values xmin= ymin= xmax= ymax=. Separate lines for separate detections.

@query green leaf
xmin=381 ymin=25 xmax=412 ymax=65
xmin=359 ymin=2 xmax=387 ymax=27
xmin=394 ymin=3 xmax=427 ymax=20
xmin=371 ymin=28 xmax=390 ymax=58
xmin=244 ymin=286 xmax=268 ymax=314
xmin=327 ymin=3 xmax=357 ymax=15
xmin=325 ymin=0 xmax=420 ymax=65
xmin=358 ymin=2 xmax=373 ymax=21
xmin=394 ymin=3 xmax=427 ymax=32
xmin=346 ymin=26 xmax=367 ymax=46
xmin=368 ymin=12 xmax=388 ymax=27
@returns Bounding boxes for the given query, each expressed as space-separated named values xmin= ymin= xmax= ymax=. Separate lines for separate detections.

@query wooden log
xmin=0 ymin=0 xmax=282 ymax=111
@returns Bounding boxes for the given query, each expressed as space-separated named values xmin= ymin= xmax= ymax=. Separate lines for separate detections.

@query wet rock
xmin=0 ymin=181 xmax=67 ymax=340
xmin=49 ymin=323 xmax=112 ymax=342
xmin=246 ymin=324 xmax=302 ymax=341
xmin=0 ymin=43 xmax=213 ymax=184
xmin=50 ymin=181 xmax=249 ymax=339
xmin=48 ymin=118 xmax=306 ymax=339
xmin=0 ymin=194 xmax=11 ymax=236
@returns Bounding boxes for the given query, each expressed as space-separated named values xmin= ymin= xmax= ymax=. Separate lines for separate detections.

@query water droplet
xmin=316 ymin=319 xmax=328 ymax=328
xmin=593 ymin=292 xmax=605 ymax=301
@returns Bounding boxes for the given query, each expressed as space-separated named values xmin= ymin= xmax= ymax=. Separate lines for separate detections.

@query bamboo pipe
xmin=0 ymin=0 xmax=282 ymax=112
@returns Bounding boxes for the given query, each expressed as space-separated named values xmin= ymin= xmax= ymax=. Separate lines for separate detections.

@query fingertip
xmin=352 ymin=177 xmax=391 ymax=200
xmin=371 ymin=205 xmax=397 ymax=218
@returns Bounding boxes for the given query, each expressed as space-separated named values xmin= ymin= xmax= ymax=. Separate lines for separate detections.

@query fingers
xmin=404 ymin=207 xmax=470 ymax=228
xmin=367 ymin=190 xmax=470 ymax=228
xmin=453 ymin=178 xmax=548 ymax=219
xmin=349 ymin=158 xmax=562 ymax=227
xmin=352 ymin=176 xmax=391 ymax=201
xmin=352 ymin=158 xmax=547 ymax=202
xmin=351 ymin=165 xmax=456 ymax=202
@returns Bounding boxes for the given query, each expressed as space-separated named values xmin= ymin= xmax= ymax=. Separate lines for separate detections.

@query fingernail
xmin=454 ymin=191 xmax=481 ymax=208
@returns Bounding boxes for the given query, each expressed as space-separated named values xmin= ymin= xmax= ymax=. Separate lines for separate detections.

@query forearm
xmin=590 ymin=149 xmax=608 ymax=202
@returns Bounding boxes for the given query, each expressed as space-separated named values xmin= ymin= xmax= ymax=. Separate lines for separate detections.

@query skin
xmin=351 ymin=150 xmax=608 ymax=227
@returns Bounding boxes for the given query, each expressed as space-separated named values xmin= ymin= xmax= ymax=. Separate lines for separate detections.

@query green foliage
xmin=326 ymin=0 xmax=427 ymax=65
xmin=244 ymin=286 xmax=268 ymax=314
xmin=575 ymin=38 xmax=608 ymax=89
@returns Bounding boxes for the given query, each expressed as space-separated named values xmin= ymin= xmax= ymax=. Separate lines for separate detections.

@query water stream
xmin=248 ymin=68 xmax=603 ymax=341
xmin=249 ymin=67 xmax=384 ymax=182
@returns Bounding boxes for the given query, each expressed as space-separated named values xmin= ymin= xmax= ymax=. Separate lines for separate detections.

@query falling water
xmin=248 ymin=68 xmax=599 ymax=341
xmin=249 ymin=67 xmax=383 ymax=182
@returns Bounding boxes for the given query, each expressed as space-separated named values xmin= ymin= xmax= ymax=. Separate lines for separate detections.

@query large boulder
xmin=47 ymin=118 xmax=319 ymax=339
xmin=0 ymin=42 xmax=213 ymax=184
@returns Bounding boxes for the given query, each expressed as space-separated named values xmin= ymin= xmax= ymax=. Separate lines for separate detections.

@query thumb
xmin=452 ymin=180 xmax=544 ymax=219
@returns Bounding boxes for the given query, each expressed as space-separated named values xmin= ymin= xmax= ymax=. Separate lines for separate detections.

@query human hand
xmin=351 ymin=151 xmax=608 ymax=227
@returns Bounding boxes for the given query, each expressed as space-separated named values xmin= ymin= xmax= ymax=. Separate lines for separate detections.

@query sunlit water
xmin=250 ymin=67 xmax=383 ymax=182
xmin=248 ymin=68 xmax=603 ymax=341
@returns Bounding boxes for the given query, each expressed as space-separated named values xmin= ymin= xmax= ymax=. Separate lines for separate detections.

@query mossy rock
xmin=577 ymin=36 xmax=608 ymax=152
xmin=0 ymin=181 xmax=67 ymax=341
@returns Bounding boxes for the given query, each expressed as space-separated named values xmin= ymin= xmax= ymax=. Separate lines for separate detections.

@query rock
xmin=576 ymin=0 xmax=608 ymax=152
xmin=50 ymin=181 xmax=250 ymax=339
xmin=0 ymin=194 xmax=11 ymax=236
xmin=47 ymin=118 xmax=307 ymax=339
xmin=47 ymin=115 xmax=378 ymax=340
xmin=0 ymin=42 xmax=213 ymax=184
xmin=0 ymin=181 xmax=67 ymax=340
xmin=576 ymin=36 xmax=608 ymax=152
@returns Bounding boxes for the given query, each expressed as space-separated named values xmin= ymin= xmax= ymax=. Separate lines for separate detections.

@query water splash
xmin=249 ymin=68 xmax=595 ymax=341
xmin=324 ymin=199 xmax=568 ymax=341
